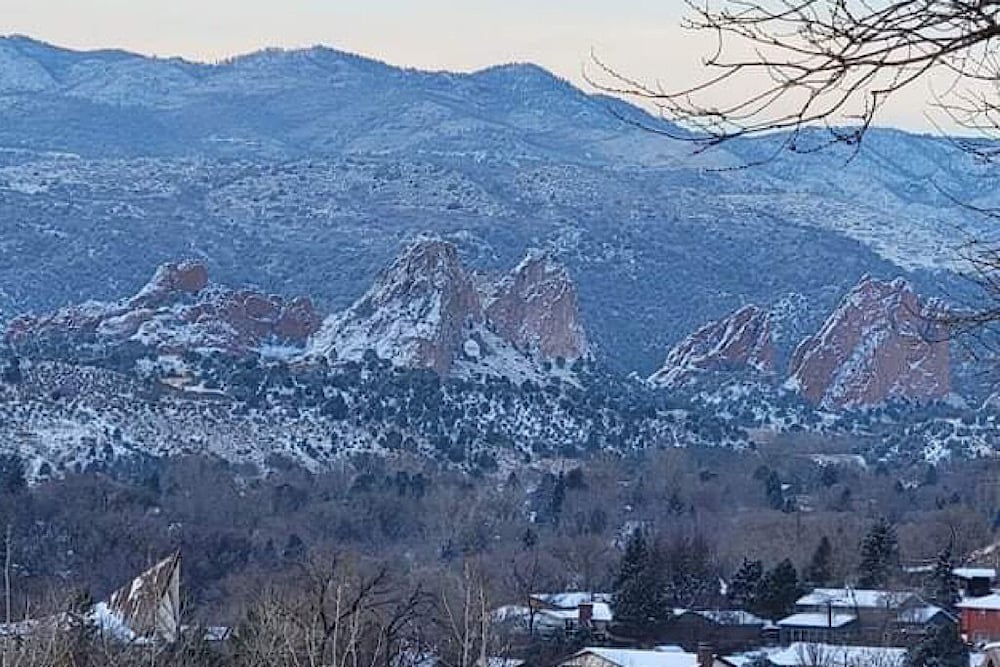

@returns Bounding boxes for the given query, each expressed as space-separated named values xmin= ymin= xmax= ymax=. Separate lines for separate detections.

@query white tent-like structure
xmin=100 ymin=551 xmax=182 ymax=643
xmin=0 ymin=551 xmax=182 ymax=645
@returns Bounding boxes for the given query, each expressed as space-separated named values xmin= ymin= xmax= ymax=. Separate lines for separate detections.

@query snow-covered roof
xmin=796 ymin=588 xmax=915 ymax=609
xmin=954 ymin=568 xmax=997 ymax=580
xmin=483 ymin=658 xmax=526 ymax=667
xmin=570 ymin=648 xmax=698 ymax=667
xmin=777 ymin=612 xmax=857 ymax=628
xmin=105 ymin=551 xmax=181 ymax=642
xmin=897 ymin=604 xmax=950 ymax=624
xmin=958 ymin=594 xmax=1000 ymax=611
xmin=492 ymin=604 xmax=532 ymax=623
xmin=766 ymin=643 xmax=905 ymax=667
xmin=539 ymin=602 xmax=613 ymax=623
xmin=682 ymin=609 xmax=768 ymax=626
xmin=530 ymin=592 xmax=611 ymax=608
xmin=493 ymin=602 xmax=613 ymax=626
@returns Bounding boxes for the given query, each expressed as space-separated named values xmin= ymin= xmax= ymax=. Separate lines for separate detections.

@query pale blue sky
xmin=3 ymin=0 xmax=683 ymax=66
xmin=2 ymin=0 xmax=941 ymax=130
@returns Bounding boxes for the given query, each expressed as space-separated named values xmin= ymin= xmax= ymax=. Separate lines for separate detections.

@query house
xmin=895 ymin=603 xmax=955 ymax=640
xmin=529 ymin=592 xmax=612 ymax=611
xmin=669 ymin=610 xmax=768 ymax=652
xmin=764 ymin=642 xmax=906 ymax=667
xmin=776 ymin=611 xmax=858 ymax=644
xmin=957 ymin=594 xmax=1000 ymax=644
xmin=493 ymin=598 xmax=613 ymax=639
xmin=954 ymin=568 xmax=997 ymax=599
xmin=778 ymin=588 xmax=925 ymax=646
xmin=525 ymin=592 xmax=613 ymax=638
xmin=560 ymin=646 xmax=735 ymax=667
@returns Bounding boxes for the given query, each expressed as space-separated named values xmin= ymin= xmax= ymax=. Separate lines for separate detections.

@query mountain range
xmin=1 ymin=36 xmax=997 ymax=378
xmin=1 ymin=36 xmax=999 ymax=475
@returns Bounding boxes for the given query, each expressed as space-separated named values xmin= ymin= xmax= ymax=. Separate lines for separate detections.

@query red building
xmin=957 ymin=594 xmax=1000 ymax=644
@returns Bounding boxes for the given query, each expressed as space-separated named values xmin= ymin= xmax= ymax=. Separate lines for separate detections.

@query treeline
xmin=0 ymin=440 xmax=994 ymax=626
xmin=0 ymin=519 xmax=972 ymax=667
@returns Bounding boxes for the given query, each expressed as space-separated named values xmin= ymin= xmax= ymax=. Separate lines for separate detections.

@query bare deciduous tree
xmin=588 ymin=0 xmax=1000 ymax=157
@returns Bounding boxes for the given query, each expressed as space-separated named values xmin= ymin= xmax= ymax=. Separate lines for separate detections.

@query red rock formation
xmin=129 ymin=261 xmax=209 ymax=308
xmin=276 ymin=296 xmax=322 ymax=340
xmin=788 ymin=276 xmax=950 ymax=408
xmin=310 ymin=239 xmax=483 ymax=374
xmin=5 ymin=261 xmax=319 ymax=357
xmin=483 ymin=250 xmax=587 ymax=360
xmin=648 ymin=305 xmax=774 ymax=386
xmin=310 ymin=241 xmax=589 ymax=376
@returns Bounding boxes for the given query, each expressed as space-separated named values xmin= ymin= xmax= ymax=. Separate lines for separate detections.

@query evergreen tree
xmin=805 ymin=536 xmax=834 ymax=586
xmin=927 ymin=543 xmax=959 ymax=609
xmin=521 ymin=527 xmax=538 ymax=551
xmin=613 ymin=529 xmax=670 ymax=636
xmin=764 ymin=471 xmax=784 ymax=510
xmin=548 ymin=473 xmax=566 ymax=524
xmin=906 ymin=623 xmax=968 ymax=667
xmin=0 ymin=453 xmax=26 ymax=496
xmin=728 ymin=558 xmax=763 ymax=609
xmin=858 ymin=518 xmax=900 ymax=588
xmin=754 ymin=559 xmax=803 ymax=621
xmin=663 ymin=532 xmax=720 ymax=607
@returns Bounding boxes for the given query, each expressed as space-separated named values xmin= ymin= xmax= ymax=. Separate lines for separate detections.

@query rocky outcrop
xmin=649 ymin=305 xmax=774 ymax=387
xmin=787 ymin=276 xmax=950 ymax=408
xmin=310 ymin=241 xmax=588 ymax=376
xmin=483 ymin=250 xmax=587 ymax=360
xmin=130 ymin=261 xmax=209 ymax=308
xmin=310 ymin=239 xmax=483 ymax=374
xmin=5 ymin=261 xmax=320 ymax=357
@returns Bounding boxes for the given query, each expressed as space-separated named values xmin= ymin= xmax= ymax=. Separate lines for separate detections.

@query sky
xmin=1 ymin=0 xmax=946 ymax=132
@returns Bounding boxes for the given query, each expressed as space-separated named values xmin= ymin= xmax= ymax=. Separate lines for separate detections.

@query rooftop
xmin=777 ymin=612 xmax=857 ymax=628
xmin=796 ymin=588 xmax=916 ymax=609
xmin=570 ymin=648 xmax=698 ymax=667
xmin=680 ymin=609 xmax=768 ymax=626
xmin=897 ymin=604 xmax=950 ymax=624
xmin=531 ymin=592 xmax=611 ymax=609
xmin=954 ymin=568 xmax=997 ymax=580
xmin=540 ymin=602 xmax=613 ymax=623
xmin=957 ymin=594 xmax=1000 ymax=611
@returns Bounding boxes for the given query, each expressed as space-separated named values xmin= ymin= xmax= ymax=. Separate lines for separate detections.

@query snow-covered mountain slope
xmin=0 ymin=36 xmax=992 ymax=376
xmin=0 ymin=37 xmax=728 ymax=168
xmin=0 ymin=349 xmax=746 ymax=482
